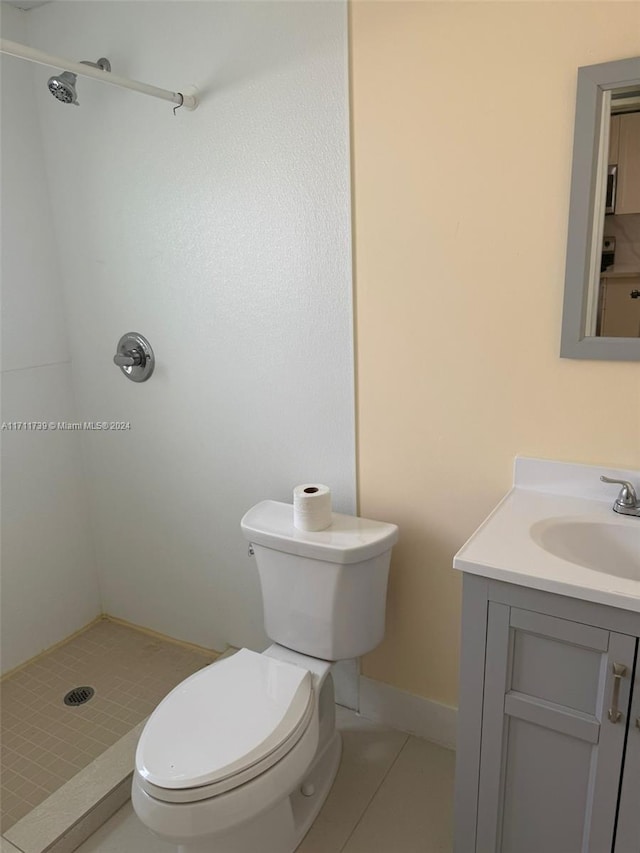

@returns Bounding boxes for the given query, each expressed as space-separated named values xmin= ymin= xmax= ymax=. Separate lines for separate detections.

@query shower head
xmin=47 ymin=58 xmax=111 ymax=105
xmin=47 ymin=71 xmax=78 ymax=104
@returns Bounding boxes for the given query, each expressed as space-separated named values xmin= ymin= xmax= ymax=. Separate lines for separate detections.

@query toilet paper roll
xmin=293 ymin=484 xmax=332 ymax=532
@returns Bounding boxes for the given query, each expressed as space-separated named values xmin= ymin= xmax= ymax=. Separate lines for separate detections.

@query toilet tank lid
xmin=240 ymin=500 xmax=398 ymax=564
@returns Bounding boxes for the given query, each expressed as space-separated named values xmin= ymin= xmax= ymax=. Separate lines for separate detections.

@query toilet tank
xmin=241 ymin=501 xmax=398 ymax=661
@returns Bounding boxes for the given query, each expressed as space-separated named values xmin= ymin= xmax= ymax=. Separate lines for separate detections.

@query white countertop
xmin=453 ymin=459 xmax=640 ymax=614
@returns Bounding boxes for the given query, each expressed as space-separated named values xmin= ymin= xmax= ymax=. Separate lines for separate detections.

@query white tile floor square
xmin=77 ymin=707 xmax=455 ymax=853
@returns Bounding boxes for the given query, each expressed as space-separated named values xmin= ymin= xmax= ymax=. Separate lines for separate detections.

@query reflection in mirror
xmin=586 ymin=88 xmax=640 ymax=338
xmin=561 ymin=56 xmax=640 ymax=361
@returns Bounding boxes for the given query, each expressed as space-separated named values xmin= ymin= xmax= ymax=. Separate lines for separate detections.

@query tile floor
xmin=76 ymin=707 xmax=455 ymax=853
xmin=0 ymin=619 xmax=217 ymax=832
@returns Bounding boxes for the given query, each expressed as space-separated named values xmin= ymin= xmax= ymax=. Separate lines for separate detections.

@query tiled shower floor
xmin=0 ymin=618 xmax=217 ymax=832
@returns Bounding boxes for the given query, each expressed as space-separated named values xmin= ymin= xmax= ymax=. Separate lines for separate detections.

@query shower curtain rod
xmin=0 ymin=39 xmax=198 ymax=111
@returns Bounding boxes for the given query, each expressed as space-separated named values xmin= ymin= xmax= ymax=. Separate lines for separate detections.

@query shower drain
xmin=63 ymin=686 xmax=95 ymax=706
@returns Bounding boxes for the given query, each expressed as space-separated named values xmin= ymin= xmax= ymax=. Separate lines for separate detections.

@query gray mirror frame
xmin=561 ymin=55 xmax=640 ymax=361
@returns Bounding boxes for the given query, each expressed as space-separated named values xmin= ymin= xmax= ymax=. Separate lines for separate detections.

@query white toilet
xmin=132 ymin=499 xmax=398 ymax=853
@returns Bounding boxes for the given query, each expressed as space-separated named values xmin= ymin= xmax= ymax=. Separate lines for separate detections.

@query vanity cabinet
xmin=615 ymin=667 xmax=640 ymax=852
xmin=455 ymin=576 xmax=640 ymax=853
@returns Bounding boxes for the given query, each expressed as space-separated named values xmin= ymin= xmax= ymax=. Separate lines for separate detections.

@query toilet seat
xmin=135 ymin=649 xmax=314 ymax=804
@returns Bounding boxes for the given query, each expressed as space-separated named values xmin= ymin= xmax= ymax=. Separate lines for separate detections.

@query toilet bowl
xmin=132 ymin=645 xmax=341 ymax=853
xmin=133 ymin=500 xmax=398 ymax=852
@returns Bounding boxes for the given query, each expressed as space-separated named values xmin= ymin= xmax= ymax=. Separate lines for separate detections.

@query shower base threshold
xmin=2 ymin=723 xmax=142 ymax=853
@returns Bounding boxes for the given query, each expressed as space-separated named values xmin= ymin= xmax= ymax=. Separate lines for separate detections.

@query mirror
xmin=561 ymin=56 xmax=640 ymax=360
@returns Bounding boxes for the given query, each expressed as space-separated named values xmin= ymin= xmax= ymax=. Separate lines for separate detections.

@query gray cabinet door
xmin=615 ymin=661 xmax=640 ymax=853
xmin=476 ymin=603 xmax=637 ymax=853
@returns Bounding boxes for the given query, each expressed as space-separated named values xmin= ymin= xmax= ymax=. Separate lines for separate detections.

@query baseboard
xmin=358 ymin=675 xmax=457 ymax=750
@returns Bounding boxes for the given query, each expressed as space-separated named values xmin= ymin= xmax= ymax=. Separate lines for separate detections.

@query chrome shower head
xmin=47 ymin=58 xmax=111 ymax=106
xmin=47 ymin=71 xmax=78 ymax=104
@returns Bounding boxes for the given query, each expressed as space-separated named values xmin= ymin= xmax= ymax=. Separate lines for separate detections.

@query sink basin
xmin=530 ymin=517 xmax=640 ymax=581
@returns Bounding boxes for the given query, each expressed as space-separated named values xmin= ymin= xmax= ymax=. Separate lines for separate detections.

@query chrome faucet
xmin=600 ymin=476 xmax=640 ymax=518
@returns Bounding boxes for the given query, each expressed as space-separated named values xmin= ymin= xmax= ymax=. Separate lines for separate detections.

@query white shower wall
xmin=25 ymin=1 xmax=356 ymax=653
xmin=1 ymin=4 xmax=101 ymax=674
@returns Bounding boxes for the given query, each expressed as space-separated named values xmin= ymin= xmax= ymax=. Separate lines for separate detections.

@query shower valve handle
xmin=113 ymin=333 xmax=155 ymax=382
xmin=113 ymin=348 xmax=144 ymax=368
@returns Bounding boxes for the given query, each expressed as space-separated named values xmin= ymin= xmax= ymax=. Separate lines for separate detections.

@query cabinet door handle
xmin=607 ymin=662 xmax=627 ymax=723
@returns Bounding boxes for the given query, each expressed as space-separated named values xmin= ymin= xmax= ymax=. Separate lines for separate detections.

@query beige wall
xmin=350 ymin=1 xmax=640 ymax=707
